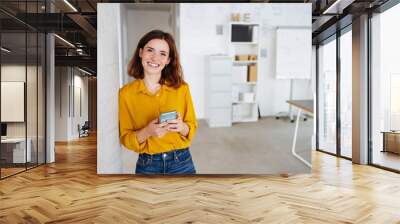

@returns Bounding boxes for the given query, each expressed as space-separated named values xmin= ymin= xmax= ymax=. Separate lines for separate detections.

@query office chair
xmin=79 ymin=121 xmax=90 ymax=138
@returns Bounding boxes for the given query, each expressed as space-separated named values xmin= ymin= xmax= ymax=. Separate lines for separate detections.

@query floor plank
xmin=0 ymin=134 xmax=400 ymax=223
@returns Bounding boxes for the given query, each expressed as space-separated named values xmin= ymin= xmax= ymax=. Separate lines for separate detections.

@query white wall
xmin=97 ymin=3 xmax=124 ymax=174
xmin=122 ymin=4 xmax=173 ymax=85
xmin=1 ymin=65 xmax=28 ymax=142
xmin=126 ymin=7 xmax=173 ymax=55
xmin=54 ymin=67 xmax=89 ymax=141
xmin=1 ymin=64 xmax=47 ymax=163
xmin=1 ymin=65 xmax=39 ymax=137
xmin=312 ymin=45 xmax=317 ymax=150
xmin=72 ymin=73 xmax=89 ymax=138
xmin=55 ymin=67 xmax=68 ymax=141
xmin=179 ymin=3 xmax=312 ymax=118
xmin=46 ymin=33 xmax=55 ymax=163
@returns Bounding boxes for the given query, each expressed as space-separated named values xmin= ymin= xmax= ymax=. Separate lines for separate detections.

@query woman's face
xmin=139 ymin=38 xmax=171 ymax=76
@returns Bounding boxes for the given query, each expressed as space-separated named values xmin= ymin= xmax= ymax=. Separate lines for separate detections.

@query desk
xmin=1 ymin=138 xmax=31 ymax=163
xmin=286 ymin=100 xmax=313 ymax=167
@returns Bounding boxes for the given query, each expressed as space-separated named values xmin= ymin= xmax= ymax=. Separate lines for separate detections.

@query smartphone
xmin=159 ymin=111 xmax=177 ymax=123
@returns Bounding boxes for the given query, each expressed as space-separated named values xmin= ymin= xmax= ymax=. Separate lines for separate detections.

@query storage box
xmin=247 ymin=64 xmax=257 ymax=82
xmin=248 ymin=54 xmax=257 ymax=61
xmin=231 ymin=13 xmax=240 ymax=22
xmin=235 ymin=55 xmax=248 ymax=61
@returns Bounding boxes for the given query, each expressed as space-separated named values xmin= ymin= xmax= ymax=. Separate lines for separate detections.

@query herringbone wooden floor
xmin=1 ymin=135 xmax=400 ymax=223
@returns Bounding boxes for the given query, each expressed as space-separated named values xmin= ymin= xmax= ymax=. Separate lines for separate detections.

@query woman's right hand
xmin=145 ymin=119 xmax=168 ymax=138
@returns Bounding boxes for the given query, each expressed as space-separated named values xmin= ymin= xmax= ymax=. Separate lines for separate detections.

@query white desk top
xmin=1 ymin=138 xmax=27 ymax=143
xmin=287 ymin=100 xmax=314 ymax=114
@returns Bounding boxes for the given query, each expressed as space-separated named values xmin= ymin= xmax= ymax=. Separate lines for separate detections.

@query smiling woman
xmin=98 ymin=3 xmax=314 ymax=175
xmin=119 ymin=30 xmax=198 ymax=175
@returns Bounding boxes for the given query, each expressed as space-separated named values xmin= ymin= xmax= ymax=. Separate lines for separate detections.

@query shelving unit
xmin=204 ymin=22 xmax=261 ymax=127
xmin=229 ymin=22 xmax=260 ymax=123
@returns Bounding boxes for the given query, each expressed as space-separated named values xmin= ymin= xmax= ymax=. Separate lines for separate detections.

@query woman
xmin=119 ymin=30 xmax=197 ymax=175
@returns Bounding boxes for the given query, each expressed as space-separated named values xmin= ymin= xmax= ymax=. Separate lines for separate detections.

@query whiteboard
xmin=275 ymin=27 xmax=312 ymax=79
xmin=1 ymin=82 xmax=25 ymax=122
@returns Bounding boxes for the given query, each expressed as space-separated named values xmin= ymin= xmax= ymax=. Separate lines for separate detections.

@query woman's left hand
xmin=166 ymin=113 xmax=189 ymax=136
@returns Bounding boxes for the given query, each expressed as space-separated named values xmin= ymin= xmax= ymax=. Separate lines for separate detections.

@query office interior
xmin=0 ymin=11 xmax=47 ymax=177
xmin=97 ymin=3 xmax=314 ymax=174
xmin=0 ymin=0 xmax=399 ymax=176
xmin=0 ymin=0 xmax=97 ymax=179
xmin=0 ymin=0 xmax=399 ymax=222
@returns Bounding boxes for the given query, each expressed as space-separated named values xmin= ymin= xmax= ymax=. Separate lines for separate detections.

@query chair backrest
xmin=82 ymin=121 xmax=90 ymax=129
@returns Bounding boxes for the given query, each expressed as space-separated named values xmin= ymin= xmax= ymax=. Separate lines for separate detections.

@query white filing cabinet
xmin=205 ymin=55 xmax=233 ymax=127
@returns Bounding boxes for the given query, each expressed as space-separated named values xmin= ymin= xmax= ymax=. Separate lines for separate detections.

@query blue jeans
xmin=135 ymin=148 xmax=196 ymax=175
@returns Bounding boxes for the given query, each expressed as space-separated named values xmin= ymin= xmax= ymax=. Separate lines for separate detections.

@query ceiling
xmin=0 ymin=0 xmax=394 ymax=75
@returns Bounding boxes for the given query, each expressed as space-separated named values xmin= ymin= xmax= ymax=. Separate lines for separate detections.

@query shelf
xmin=232 ymin=101 xmax=257 ymax=104
xmin=229 ymin=22 xmax=260 ymax=26
xmin=231 ymin=42 xmax=258 ymax=45
xmin=232 ymin=82 xmax=257 ymax=85
xmin=233 ymin=60 xmax=257 ymax=65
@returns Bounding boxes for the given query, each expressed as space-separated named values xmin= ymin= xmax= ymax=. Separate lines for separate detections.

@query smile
xmin=147 ymin=62 xmax=160 ymax=68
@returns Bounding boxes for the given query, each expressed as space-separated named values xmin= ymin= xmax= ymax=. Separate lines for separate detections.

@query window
xmin=340 ymin=28 xmax=352 ymax=158
xmin=318 ymin=36 xmax=337 ymax=155
xmin=370 ymin=3 xmax=400 ymax=171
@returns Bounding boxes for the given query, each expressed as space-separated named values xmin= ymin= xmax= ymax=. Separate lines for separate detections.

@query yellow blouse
xmin=119 ymin=79 xmax=197 ymax=155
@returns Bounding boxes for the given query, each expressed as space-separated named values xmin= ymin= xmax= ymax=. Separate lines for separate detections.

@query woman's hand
xmin=166 ymin=113 xmax=189 ymax=136
xmin=145 ymin=119 xmax=168 ymax=138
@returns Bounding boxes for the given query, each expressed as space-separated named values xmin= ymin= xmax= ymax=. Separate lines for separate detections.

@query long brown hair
xmin=127 ymin=30 xmax=184 ymax=88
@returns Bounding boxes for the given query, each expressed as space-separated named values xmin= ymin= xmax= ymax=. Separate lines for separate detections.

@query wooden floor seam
xmin=0 ymin=135 xmax=400 ymax=223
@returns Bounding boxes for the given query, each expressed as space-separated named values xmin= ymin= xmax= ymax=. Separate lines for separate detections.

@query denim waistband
xmin=139 ymin=148 xmax=189 ymax=161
